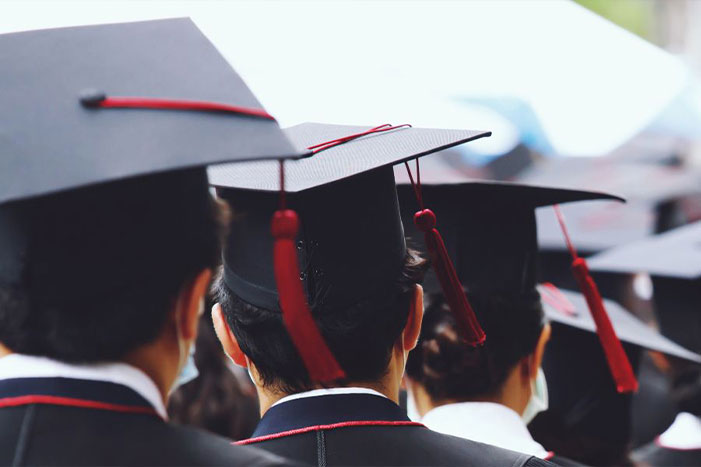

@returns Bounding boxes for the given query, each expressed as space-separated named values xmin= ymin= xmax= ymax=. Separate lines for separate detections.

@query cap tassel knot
xmin=554 ymin=205 xmax=638 ymax=393
xmin=272 ymin=162 xmax=345 ymax=383
xmin=405 ymin=160 xmax=486 ymax=346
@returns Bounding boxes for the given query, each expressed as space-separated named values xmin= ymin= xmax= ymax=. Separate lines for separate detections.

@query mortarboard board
xmin=538 ymin=283 xmax=701 ymax=363
xmin=209 ymin=122 xmax=491 ymax=382
xmin=588 ymin=222 xmax=701 ymax=354
xmin=588 ymin=221 xmax=701 ymax=279
xmin=517 ymin=157 xmax=701 ymax=254
xmin=0 ymin=18 xmax=302 ymax=206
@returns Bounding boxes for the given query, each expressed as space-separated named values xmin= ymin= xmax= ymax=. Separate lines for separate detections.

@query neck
xmin=255 ymin=342 xmax=407 ymax=417
xmin=430 ymin=370 xmax=527 ymax=416
xmin=123 ymin=338 xmax=179 ymax=407
xmin=257 ymin=379 xmax=397 ymax=417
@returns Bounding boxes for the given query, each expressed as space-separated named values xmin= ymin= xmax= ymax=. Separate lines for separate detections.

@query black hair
xmin=0 ymin=168 xmax=227 ymax=362
xmin=214 ymin=250 xmax=428 ymax=394
xmin=405 ymin=287 xmax=544 ymax=402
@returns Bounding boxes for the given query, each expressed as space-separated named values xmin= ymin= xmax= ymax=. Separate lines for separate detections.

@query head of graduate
xmin=0 ymin=169 xmax=224 ymax=395
xmin=397 ymin=174 xmax=623 ymax=422
xmin=0 ymin=17 xmax=302 ymax=401
xmin=209 ymin=123 xmax=497 ymax=410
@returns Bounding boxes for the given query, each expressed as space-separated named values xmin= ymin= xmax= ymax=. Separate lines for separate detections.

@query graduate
xmin=0 ymin=19 xmax=302 ymax=465
xmin=528 ymin=285 xmax=701 ymax=467
xmin=210 ymin=122 xmax=555 ymax=466
xmin=589 ymin=221 xmax=701 ymax=466
xmin=394 ymin=163 xmax=621 ymax=465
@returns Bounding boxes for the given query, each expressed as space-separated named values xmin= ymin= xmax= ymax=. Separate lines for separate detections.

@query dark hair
xmin=405 ymin=288 xmax=544 ymax=402
xmin=168 ymin=310 xmax=260 ymax=440
xmin=214 ymin=250 xmax=428 ymax=394
xmin=0 ymin=168 xmax=227 ymax=362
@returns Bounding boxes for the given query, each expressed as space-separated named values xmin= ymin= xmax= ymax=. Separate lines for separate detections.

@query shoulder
xmin=248 ymin=423 xmax=553 ymax=466
xmin=0 ymin=404 xmax=293 ymax=466
xmin=411 ymin=427 xmax=551 ymax=465
xmin=162 ymin=423 xmax=296 ymax=466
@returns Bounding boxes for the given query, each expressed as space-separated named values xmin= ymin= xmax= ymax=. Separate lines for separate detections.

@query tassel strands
xmin=271 ymin=160 xmax=345 ymax=383
xmin=553 ymin=205 xmax=638 ymax=393
xmin=404 ymin=159 xmax=486 ymax=346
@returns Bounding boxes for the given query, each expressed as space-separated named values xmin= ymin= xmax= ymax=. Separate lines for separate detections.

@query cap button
xmin=79 ymin=89 xmax=106 ymax=107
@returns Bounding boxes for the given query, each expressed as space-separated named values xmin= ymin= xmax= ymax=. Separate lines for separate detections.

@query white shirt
xmin=658 ymin=412 xmax=701 ymax=450
xmin=421 ymin=401 xmax=550 ymax=459
xmin=273 ymin=387 xmax=388 ymax=408
xmin=0 ymin=354 xmax=167 ymax=419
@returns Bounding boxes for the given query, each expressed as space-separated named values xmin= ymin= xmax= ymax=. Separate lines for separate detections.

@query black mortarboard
xmin=210 ymin=122 xmax=491 ymax=382
xmin=396 ymin=162 xmax=641 ymax=393
xmin=0 ymin=18 xmax=301 ymax=206
xmin=588 ymin=221 xmax=701 ymax=279
xmin=589 ymin=222 xmax=701 ymax=354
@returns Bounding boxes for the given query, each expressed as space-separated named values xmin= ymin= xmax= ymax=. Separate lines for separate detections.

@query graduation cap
xmin=589 ymin=221 xmax=701 ymax=354
xmin=209 ymin=122 xmax=491 ymax=382
xmin=0 ymin=18 xmax=302 ymax=206
xmin=395 ymin=165 xmax=641 ymax=393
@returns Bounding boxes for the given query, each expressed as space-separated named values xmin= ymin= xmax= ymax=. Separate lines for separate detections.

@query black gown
xmin=238 ymin=392 xmax=556 ymax=466
xmin=0 ymin=376 xmax=291 ymax=466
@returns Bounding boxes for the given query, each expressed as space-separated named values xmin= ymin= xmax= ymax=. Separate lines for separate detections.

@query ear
xmin=529 ymin=322 xmax=552 ymax=380
xmin=212 ymin=303 xmax=248 ymax=368
xmin=402 ymin=284 xmax=424 ymax=352
xmin=175 ymin=269 xmax=211 ymax=341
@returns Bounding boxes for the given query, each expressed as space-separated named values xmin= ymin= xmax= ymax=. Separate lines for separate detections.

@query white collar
xmin=273 ymin=386 xmax=388 ymax=408
xmin=658 ymin=412 xmax=701 ymax=450
xmin=422 ymin=401 xmax=549 ymax=459
xmin=0 ymin=354 xmax=167 ymax=419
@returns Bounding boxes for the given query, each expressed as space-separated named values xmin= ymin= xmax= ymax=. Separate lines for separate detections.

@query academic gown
xmin=420 ymin=402 xmax=582 ymax=466
xmin=0 ymin=354 xmax=290 ymax=466
xmin=633 ymin=412 xmax=701 ymax=467
xmin=238 ymin=388 xmax=556 ymax=466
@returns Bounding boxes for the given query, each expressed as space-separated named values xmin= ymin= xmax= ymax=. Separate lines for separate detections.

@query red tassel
xmin=272 ymin=209 xmax=346 ymax=383
xmin=415 ymin=209 xmax=486 ymax=346
xmin=553 ymin=205 xmax=638 ymax=394
xmin=571 ymin=258 xmax=638 ymax=393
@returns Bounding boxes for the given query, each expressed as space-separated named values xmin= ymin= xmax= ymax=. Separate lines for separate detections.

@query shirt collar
xmin=422 ymin=401 xmax=549 ymax=459
xmin=273 ymin=386 xmax=388 ymax=408
xmin=0 ymin=354 xmax=167 ymax=419
xmin=253 ymin=390 xmax=408 ymax=438
xmin=658 ymin=412 xmax=701 ymax=450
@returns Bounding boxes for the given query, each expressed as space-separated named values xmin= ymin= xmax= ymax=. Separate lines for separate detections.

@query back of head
xmin=406 ymin=289 xmax=544 ymax=402
xmin=528 ymin=324 xmax=639 ymax=466
xmin=214 ymin=249 xmax=427 ymax=394
xmin=0 ymin=168 xmax=225 ymax=362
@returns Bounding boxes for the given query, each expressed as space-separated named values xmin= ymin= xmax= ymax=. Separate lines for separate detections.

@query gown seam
xmin=12 ymin=404 xmax=36 ymax=466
